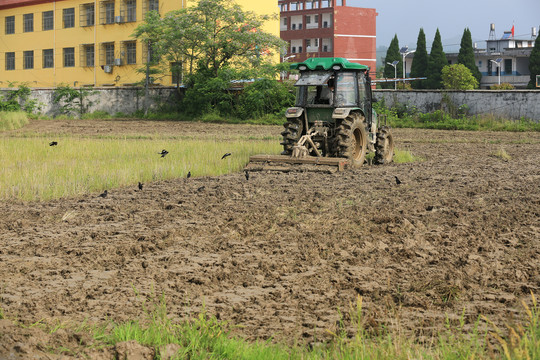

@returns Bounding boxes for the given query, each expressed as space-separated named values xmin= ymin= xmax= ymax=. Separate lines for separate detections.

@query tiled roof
xmin=0 ymin=0 xmax=67 ymax=10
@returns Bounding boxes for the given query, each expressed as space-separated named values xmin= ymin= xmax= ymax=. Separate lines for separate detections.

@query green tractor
xmin=247 ymin=57 xmax=394 ymax=172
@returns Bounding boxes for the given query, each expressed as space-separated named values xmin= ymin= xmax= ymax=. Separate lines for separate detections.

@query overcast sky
xmin=347 ymin=0 xmax=540 ymax=51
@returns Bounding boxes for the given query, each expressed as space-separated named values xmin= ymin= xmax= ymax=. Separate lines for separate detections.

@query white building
xmin=404 ymin=24 xmax=538 ymax=89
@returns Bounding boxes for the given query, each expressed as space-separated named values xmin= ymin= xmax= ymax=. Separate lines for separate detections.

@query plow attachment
xmin=245 ymin=154 xmax=349 ymax=173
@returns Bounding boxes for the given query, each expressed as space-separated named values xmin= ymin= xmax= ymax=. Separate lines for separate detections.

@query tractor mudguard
xmin=285 ymin=107 xmax=305 ymax=118
xmin=332 ymin=107 xmax=361 ymax=119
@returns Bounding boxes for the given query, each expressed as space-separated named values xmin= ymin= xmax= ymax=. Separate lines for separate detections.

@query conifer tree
xmin=457 ymin=28 xmax=482 ymax=85
xmin=410 ymin=28 xmax=428 ymax=89
xmin=382 ymin=34 xmax=402 ymax=89
xmin=425 ymin=29 xmax=447 ymax=89
xmin=528 ymin=34 xmax=540 ymax=88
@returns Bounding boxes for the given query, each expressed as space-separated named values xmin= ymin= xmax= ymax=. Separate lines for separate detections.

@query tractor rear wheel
xmin=336 ymin=113 xmax=368 ymax=168
xmin=280 ymin=117 xmax=304 ymax=155
xmin=374 ymin=126 xmax=395 ymax=164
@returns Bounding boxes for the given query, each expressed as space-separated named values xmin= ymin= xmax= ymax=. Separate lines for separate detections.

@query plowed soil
xmin=1 ymin=120 xmax=539 ymax=358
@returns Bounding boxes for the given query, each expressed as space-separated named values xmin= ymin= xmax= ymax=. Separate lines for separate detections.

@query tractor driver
xmin=317 ymin=77 xmax=335 ymax=105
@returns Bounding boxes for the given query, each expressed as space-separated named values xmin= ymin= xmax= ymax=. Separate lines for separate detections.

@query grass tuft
xmin=492 ymin=146 xmax=512 ymax=161
xmin=0 ymin=111 xmax=29 ymax=131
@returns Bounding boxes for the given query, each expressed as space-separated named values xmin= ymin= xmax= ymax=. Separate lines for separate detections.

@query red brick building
xmin=279 ymin=0 xmax=377 ymax=73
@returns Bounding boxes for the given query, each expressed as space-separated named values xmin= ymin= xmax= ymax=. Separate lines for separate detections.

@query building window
xmin=42 ymin=11 xmax=54 ymax=30
xmin=282 ymin=17 xmax=287 ymax=26
xmin=23 ymin=13 xmax=33 ymax=32
xmin=321 ymin=0 xmax=331 ymax=8
xmin=43 ymin=49 xmax=54 ymax=68
xmin=81 ymin=44 xmax=95 ymax=66
xmin=5 ymin=52 xmax=15 ymax=70
xmin=504 ymin=59 xmax=512 ymax=74
xmin=148 ymin=0 xmax=159 ymax=12
xmin=279 ymin=3 xmax=287 ymax=12
xmin=306 ymin=1 xmax=312 ymax=9
xmin=123 ymin=0 xmax=136 ymax=22
xmin=24 ymin=50 xmax=34 ymax=69
xmin=5 ymin=16 xmax=15 ymax=34
xmin=290 ymin=2 xmax=297 ymax=11
xmin=306 ymin=15 xmax=311 ymax=24
xmin=171 ymin=62 xmax=182 ymax=85
xmin=100 ymin=42 xmax=115 ymax=65
xmin=63 ymin=8 xmax=75 ymax=28
xmin=80 ymin=3 xmax=95 ymax=27
xmin=123 ymin=41 xmax=136 ymax=64
xmin=336 ymin=0 xmax=343 ymax=5
xmin=102 ymin=1 xmax=115 ymax=24
xmin=64 ymin=47 xmax=75 ymax=67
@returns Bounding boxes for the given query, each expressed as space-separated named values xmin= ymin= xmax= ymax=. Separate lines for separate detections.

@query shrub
xmin=490 ymin=83 xmax=515 ymax=90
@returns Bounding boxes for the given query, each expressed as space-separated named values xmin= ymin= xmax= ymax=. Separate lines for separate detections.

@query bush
xmin=236 ymin=79 xmax=294 ymax=120
xmin=490 ymin=83 xmax=515 ymax=90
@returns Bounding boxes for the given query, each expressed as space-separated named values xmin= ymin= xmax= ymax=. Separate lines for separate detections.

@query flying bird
xmin=138 ymin=182 xmax=143 ymax=191
xmin=221 ymin=152 xmax=232 ymax=159
xmin=159 ymin=149 xmax=169 ymax=158
xmin=394 ymin=176 xmax=402 ymax=185
xmin=98 ymin=190 xmax=108 ymax=198
xmin=187 ymin=171 xmax=191 ymax=178
xmin=244 ymin=170 xmax=249 ymax=181
xmin=49 ymin=141 xmax=58 ymax=146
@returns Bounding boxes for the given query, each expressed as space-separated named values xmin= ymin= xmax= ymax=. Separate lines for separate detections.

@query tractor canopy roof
xmin=290 ymin=57 xmax=369 ymax=71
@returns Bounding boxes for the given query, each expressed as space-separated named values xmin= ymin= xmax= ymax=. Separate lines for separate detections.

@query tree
xmin=457 ymin=28 xmax=482 ymax=84
xmin=132 ymin=0 xmax=285 ymax=81
xmin=382 ymin=35 xmax=402 ymax=89
xmin=441 ymin=64 xmax=478 ymax=90
xmin=410 ymin=28 xmax=428 ymax=89
xmin=528 ymin=34 xmax=540 ymax=88
xmin=425 ymin=29 xmax=447 ymax=89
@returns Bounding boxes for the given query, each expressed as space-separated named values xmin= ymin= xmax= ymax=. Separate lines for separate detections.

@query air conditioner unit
xmin=114 ymin=58 xmax=122 ymax=66
xmin=115 ymin=16 xmax=123 ymax=23
xmin=104 ymin=65 xmax=112 ymax=73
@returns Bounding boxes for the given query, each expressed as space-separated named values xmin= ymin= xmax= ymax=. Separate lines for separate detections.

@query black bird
xmin=98 ymin=190 xmax=108 ymax=198
xmin=394 ymin=176 xmax=402 ymax=185
xmin=49 ymin=141 xmax=58 ymax=146
xmin=187 ymin=171 xmax=191 ymax=178
xmin=138 ymin=182 xmax=143 ymax=191
xmin=221 ymin=152 xmax=232 ymax=159
xmin=244 ymin=170 xmax=249 ymax=181
xmin=159 ymin=149 xmax=169 ymax=158
xmin=197 ymin=186 xmax=205 ymax=192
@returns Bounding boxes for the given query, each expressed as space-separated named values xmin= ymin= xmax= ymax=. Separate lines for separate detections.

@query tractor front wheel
xmin=374 ymin=126 xmax=395 ymax=165
xmin=336 ymin=113 xmax=368 ymax=168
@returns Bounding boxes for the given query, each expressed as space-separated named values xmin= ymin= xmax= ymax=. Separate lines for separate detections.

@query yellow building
xmin=0 ymin=0 xmax=278 ymax=88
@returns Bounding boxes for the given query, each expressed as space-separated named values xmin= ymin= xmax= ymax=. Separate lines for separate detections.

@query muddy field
xmin=1 ymin=121 xmax=539 ymax=358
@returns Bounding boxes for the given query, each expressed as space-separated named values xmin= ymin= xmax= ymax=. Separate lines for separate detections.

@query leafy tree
xmin=457 ymin=28 xmax=482 ymax=84
xmin=441 ymin=64 xmax=478 ymax=90
xmin=133 ymin=0 xmax=285 ymax=81
xmin=382 ymin=34 xmax=402 ymax=89
xmin=528 ymin=34 xmax=540 ymax=88
xmin=410 ymin=28 xmax=428 ymax=89
xmin=237 ymin=78 xmax=295 ymax=119
xmin=425 ymin=29 xmax=447 ymax=89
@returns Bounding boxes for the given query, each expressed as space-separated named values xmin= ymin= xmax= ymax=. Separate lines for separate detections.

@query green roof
xmin=290 ymin=57 xmax=369 ymax=71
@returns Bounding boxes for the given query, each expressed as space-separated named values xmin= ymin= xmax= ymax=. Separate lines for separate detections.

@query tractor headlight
xmin=332 ymin=65 xmax=341 ymax=71
xmin=298 ymin=65 xmax=307 ymax=71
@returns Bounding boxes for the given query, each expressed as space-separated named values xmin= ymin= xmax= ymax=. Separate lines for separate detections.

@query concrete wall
xmin=1 ymin=87 xmax=180 ymax=116
xmin=373 ymin=90 xmax=540 ymax=121
xmin=3 ymin=87 xmax=540 ymax=121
